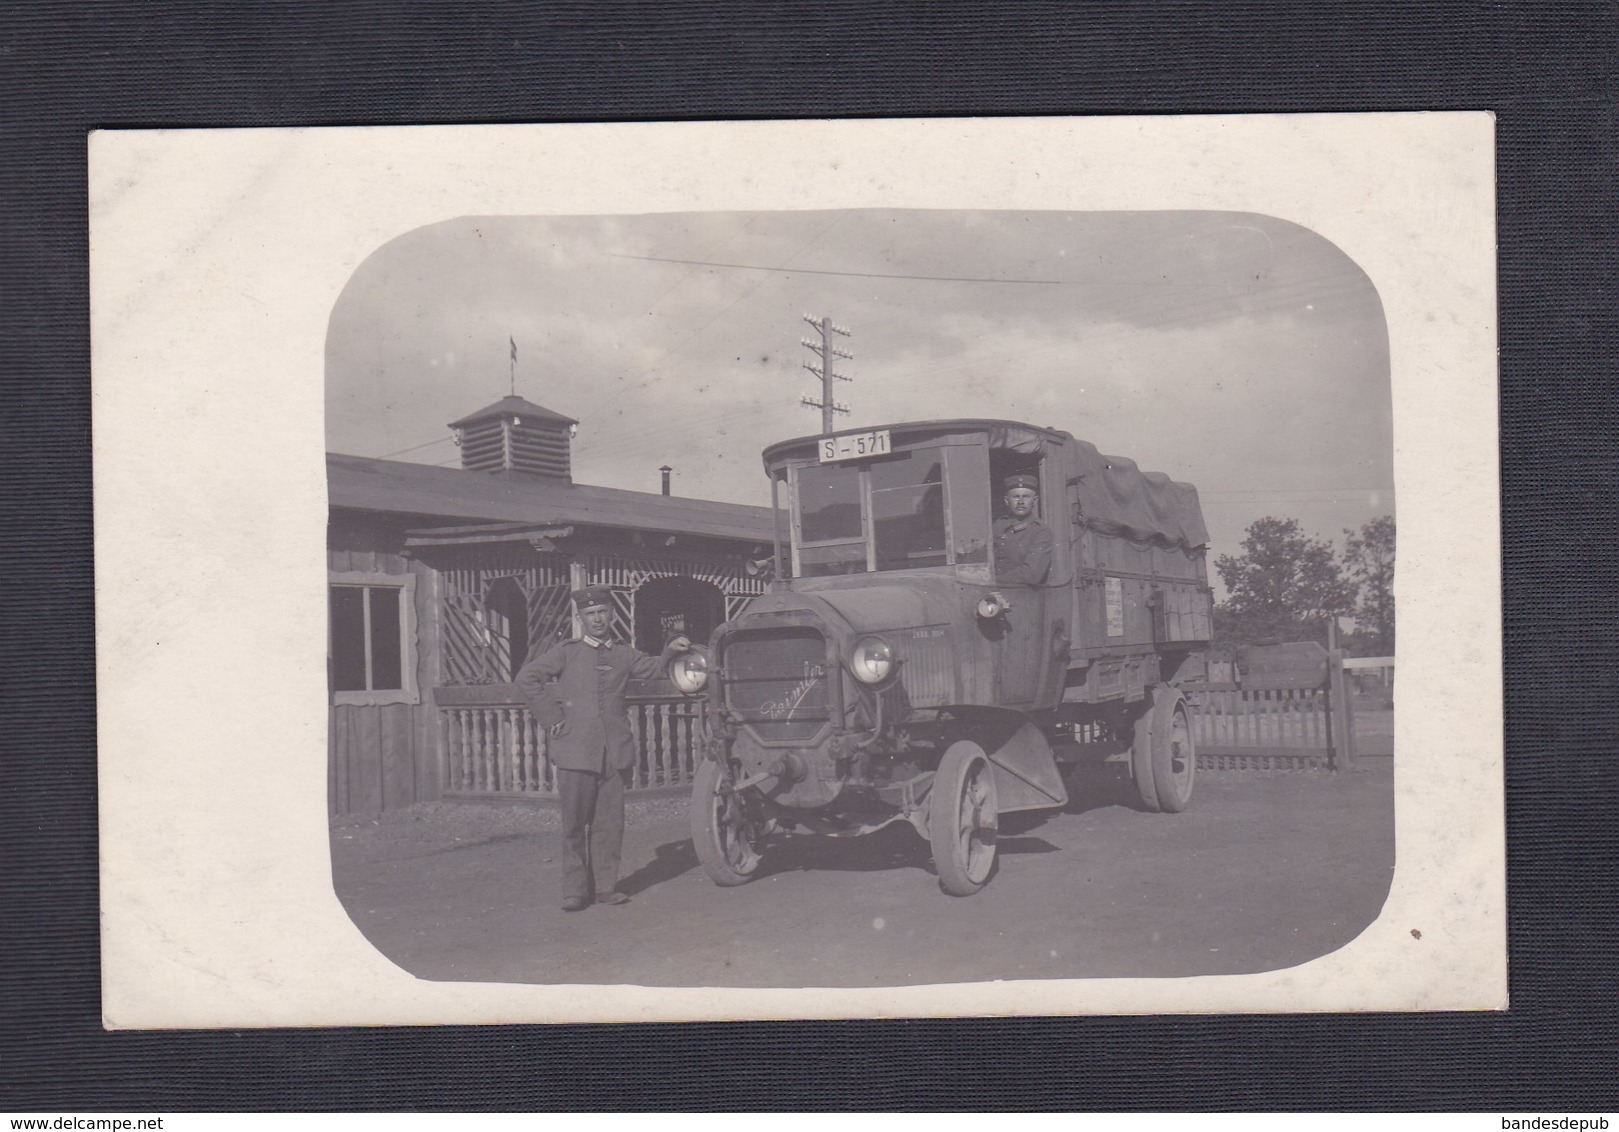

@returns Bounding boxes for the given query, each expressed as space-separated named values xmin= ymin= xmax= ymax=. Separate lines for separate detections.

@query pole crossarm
xmin=799 ymin=313 xmax=854 ymax=434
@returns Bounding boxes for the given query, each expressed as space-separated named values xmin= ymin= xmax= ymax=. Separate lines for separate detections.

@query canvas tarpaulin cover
xmin=981 ymin=423 xmax=1210 ymax=549
xmin=1067 ymin=438 xmax=1209 ymax=549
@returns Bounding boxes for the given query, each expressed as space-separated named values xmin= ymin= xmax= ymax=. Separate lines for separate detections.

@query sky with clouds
xmin=326 ymin=209 xmax=1393 ymax=575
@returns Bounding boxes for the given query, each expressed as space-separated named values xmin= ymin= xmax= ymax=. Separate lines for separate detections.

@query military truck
xmin=667 ymin=419 xmax=1213 ymax=895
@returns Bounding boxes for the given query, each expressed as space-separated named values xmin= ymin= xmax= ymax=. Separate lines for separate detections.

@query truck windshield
xmin=792 ymin=444 xmax=989 ymax=577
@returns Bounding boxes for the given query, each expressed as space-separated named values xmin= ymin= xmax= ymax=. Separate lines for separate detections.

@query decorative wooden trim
xmin=579 ymin=554 xmax=767 ymax=645
xmin=435 ymin=552 xmax=765 ymax=686
xmin=581 ymin=553 xmax=769 ymax=596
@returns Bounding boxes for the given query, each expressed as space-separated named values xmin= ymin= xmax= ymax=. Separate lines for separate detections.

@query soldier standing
xmin=516 ymin=585 xmax=690 ymax=912
xmin=992 ymin=473 xmax=1053 ymax=585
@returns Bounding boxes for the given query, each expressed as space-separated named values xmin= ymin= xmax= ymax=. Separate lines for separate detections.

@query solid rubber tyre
xmin=690 ymin=758 xmax=762 ymax=886
xmin=929 ymin=740 xmax=999 ymax=896
xmin=1130 ymin=704 xmax=1162 ymax=813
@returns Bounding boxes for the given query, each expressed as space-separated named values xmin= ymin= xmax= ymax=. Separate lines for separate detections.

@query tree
xmin=1213 ymin=516 xmax=1356 ymax=646
xmin=1342 ymin=515 xmax=1395 ymax=656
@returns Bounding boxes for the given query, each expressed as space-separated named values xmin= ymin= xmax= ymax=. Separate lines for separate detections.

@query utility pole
xmin=800 ymin=314 xmax=852 ymax=434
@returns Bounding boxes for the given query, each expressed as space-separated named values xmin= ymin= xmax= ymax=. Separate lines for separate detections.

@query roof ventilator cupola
xmin=448 ymin=396 xmax=579 ymax=482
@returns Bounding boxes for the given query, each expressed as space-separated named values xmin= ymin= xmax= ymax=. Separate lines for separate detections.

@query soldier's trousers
xmin=556 ymin=767 xmax=628 ymax=902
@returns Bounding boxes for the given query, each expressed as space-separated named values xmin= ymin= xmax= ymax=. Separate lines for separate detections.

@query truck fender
xmin=951 ymin=710 xmax=1069 ymax=815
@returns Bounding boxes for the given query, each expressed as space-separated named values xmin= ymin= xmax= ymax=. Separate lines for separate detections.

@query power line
xmin=1201 ymin=488 xmax=1394 ymax=500
xmin=609 ymin=251 xmax=1082 ymax=286
xmin=605 ymin=251 xmax=1346 ymax=295
xmin=585 ymin=217 xmax=847 ymax=402
xmin=395 ymin=238 xmax=1382 ymax=471
xmin=378 ymin=434 xmax=457 ymax=459
xmin=576 ymin=239 xmax=1377 ymax=459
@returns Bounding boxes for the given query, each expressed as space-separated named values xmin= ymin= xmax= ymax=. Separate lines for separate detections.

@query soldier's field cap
xmin=571 ymin=585 xmax=613 ymax=613
xmin=1003 ymin=473 xmax=1039 ymax=492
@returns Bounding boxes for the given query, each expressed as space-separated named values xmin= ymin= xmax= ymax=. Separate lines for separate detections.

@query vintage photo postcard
xmin=91 ymin=114 xmax=1502 ymax=1026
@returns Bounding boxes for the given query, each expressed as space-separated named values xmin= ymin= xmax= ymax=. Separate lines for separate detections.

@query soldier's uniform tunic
xmin=993 ymin=515 xmax=1053 ymax=585
xmin=517 ymin=626 xmax=682 ymax=904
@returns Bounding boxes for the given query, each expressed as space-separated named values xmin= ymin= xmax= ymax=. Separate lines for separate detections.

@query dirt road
xmin=331 ymin=748 xmax=1395 ymax=988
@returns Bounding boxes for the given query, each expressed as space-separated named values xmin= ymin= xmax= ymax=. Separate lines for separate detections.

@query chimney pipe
xmin=660 ymin=465 xmax=672 ymax=496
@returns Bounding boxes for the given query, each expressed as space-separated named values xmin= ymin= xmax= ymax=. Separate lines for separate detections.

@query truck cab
xmin=682 ymin=420 xmax=1213 ymax=895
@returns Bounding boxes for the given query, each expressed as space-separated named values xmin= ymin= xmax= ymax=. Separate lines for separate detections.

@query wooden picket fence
xmin=439 ymin=696 xmax=703 ymax=800
xmin=1182 ymin=637 xmax=1358 ymax=772
xmin=1184 ymin=685 xmax=1342 ymax=771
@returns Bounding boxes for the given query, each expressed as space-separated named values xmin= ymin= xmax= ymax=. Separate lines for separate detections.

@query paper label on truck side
xmin=1105 ymin=576 xmax=1124 ymax=637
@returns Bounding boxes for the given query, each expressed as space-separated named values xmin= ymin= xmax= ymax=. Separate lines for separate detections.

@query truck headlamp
xmin=849 ymin=636 xmax=895 ymax=684
xmin=976 ymin=591 xmax=1011 ymax=619
xmin=670 ymin=647 xmax=710 ymax=695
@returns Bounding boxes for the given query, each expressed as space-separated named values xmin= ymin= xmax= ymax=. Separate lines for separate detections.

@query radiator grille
xmin=895 ymin=628 xmax=954 ymax=706
xmin=724 ymin=627 xmax=831 ymax=742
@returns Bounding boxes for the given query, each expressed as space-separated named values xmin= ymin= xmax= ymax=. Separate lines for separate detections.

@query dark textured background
xmin=3 ymin=0 xmax=1616 ymax=1112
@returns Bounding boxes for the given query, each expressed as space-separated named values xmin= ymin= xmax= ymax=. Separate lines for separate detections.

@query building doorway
xmin=482 ymin=575 xmax=530 ymax=681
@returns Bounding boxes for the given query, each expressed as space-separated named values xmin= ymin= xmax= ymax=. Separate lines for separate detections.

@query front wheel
xmin=690 ymin=758 xmax=763 ymax=886
xmin=929 ymin=740 xmax=999 ymax=896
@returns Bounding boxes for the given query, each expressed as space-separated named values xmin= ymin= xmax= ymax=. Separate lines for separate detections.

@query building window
xmin=329 ymin=571 xmax=418 ymax=705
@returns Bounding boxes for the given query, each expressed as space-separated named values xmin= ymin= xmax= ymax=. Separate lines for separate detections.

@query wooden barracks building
xmin=328 ymin=394 xmax=775 ymax=816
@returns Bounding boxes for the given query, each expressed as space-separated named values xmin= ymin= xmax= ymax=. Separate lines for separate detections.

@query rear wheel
xmin=1151 ymin=689 xmax=1197 ymax=813
xmin=929 ymin=740 xmax=999 ymax=896
xmin=690 ymin=758 xmax=762 ymax=886
xmin=1130 ymin=684 xmax=1196 ymax=813
xmin=1130 ymin=706 xmax=1161 ymax=813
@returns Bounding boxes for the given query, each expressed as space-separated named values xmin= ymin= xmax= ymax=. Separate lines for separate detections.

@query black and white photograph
xmin=91 ymin=115 xmax=1502 ymax=1024
xmin=325 ymin=207 xmax=1396 ymax=987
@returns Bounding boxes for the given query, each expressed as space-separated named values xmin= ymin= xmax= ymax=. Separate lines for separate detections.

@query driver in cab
xmin=993 ymin=473 xmax=1053 ymax=585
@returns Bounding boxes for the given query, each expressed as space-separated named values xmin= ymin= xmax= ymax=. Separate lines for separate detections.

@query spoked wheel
xmin=1130 ymin=684 xmax=1196 ymax=813
xmin=690 ymin=758 xmax=763 ymax=886
xmin=929 ymin=740 xmax=999 ymax=896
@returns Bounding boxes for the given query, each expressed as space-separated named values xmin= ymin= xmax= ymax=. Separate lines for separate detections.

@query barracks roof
xmin=328 ymin=452 xmax=775 ymax=544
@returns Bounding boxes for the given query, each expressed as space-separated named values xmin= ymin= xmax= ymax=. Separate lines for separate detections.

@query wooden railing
xmin=626 ymin=696 xmax=704 ymax=790
xmin=437 ymin=692 xmax=705 ymax=800
xmin=441 ymin=704 xmax=551 ymax=795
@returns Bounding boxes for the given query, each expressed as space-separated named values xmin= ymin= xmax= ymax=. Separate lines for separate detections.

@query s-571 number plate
xmin=819 ymin=429 xmax=891 ymax=463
